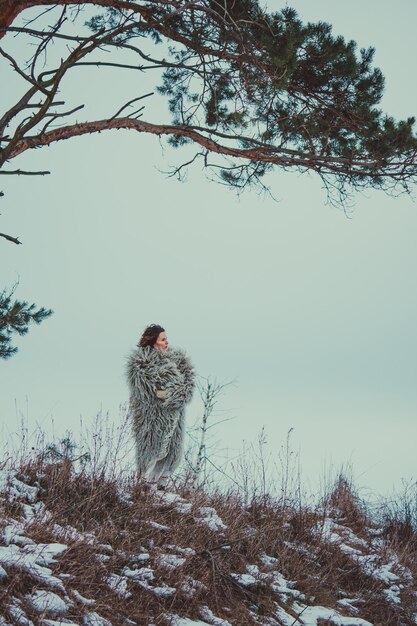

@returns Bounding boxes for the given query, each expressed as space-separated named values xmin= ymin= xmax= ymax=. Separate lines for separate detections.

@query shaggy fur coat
xmin=126 ymin=346 xmax=195 ymax=481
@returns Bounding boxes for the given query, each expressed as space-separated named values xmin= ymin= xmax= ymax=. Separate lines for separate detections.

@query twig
xmin=74 ymin=61 xmax=146 ymax=71
xmin=110 ymin=93 xmax=154 ymax=121
xmin=0 ymin=169 xmax=50 ymax=175
xmin=0 ymin=47 xmax=49 ymax=94
xmin=289 ymin=604 xmax=309 ymax=625
xmin=41 ymin=104 xmax=85 ymax=134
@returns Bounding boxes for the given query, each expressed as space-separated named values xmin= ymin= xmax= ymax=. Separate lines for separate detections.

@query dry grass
xmin=1 ymin=432 xmax=417 ymax=625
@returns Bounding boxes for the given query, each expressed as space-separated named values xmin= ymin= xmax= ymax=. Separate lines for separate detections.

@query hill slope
xmin=0 ymin=465 xmax=416 ymax=626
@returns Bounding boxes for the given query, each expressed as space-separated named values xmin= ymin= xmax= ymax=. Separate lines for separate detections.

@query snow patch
xmin=175 ymin=502 xmax=193 ymax=514
xmin=230 ymin=573 xmax=257 ymax=587
xmin=27 ymin=590 xmax=69 ymax=614
xmin=181 ymin=575 xmax=207 ymax=597
xmin=8 ymin=479 xmax=38 ymax=504
xmin=106 ymin=573 xmax=132 ymax=598
xmin=157 ymin=553 xmax=186 ymax=570
xmin=82 ymin=612 xmax=112 ymax=626
xmin=71 ymin=590 xmax=96 ymax=606
xmin=290 ymin=601 xmax=374 ymax=626
xmin=122 ymin=566 xmax=154 ymax=581
xmin=8 ymin=602 xmax=35 ymax=626
xmin=43 ymin=621 xmax=80 ymax=626
xmin=199 ymin=606 xmax=232 ymax=626
xmin=195 ymin=507 xmax=227 ymax=532
xmin=145 ymin=520 xmax=171 ymax=531
xmin=260 ymin=553 xmax=279 ymax=568
xmin=0 ymin=544 xmax=65 ymax=590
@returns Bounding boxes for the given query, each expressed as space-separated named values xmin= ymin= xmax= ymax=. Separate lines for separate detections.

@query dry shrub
xmin=324 ymin=473 xmax=369 ymax=534
xmin=381 ymin=481 xmax=417 ymax=550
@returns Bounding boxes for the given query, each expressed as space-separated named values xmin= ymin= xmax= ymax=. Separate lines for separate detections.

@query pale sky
xmin=1 ymin=1 xmax=417 ymax=497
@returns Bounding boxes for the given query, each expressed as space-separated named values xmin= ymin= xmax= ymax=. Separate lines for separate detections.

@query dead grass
xmin=0 ymin=442 xmax=416 ymax=625
xmin=323 ymin=473 xmax=370 ymax=534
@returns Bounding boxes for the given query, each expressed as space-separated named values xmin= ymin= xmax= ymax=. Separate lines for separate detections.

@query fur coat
xmin=126 ymin=346 xmax=195 ymax=477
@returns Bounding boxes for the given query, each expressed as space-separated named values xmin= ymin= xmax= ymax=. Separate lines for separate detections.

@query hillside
xmin=0 ymin=462 xmax=416 ymax=626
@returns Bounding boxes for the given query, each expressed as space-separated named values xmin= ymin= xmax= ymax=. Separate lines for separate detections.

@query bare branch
xmin=40 ymin=104 xmax=84 ymax=134
xmin=110 ymin=92 xmax=153 ymax=120
xmin=0 ymin=84 xmax=38 ymax=137
xmin=0 ymin=232 xmax=22 ymax=244
xmin=0 ymin=46 xmax=49 ymax=93
xmin=73 ymin=61 xmax=146 ymax=71
xmin=0 ymin=169 xmax=50 ymax=175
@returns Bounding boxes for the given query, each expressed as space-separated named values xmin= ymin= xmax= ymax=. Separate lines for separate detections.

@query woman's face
xmin=154 ymin=331 xmax=169 ymax=350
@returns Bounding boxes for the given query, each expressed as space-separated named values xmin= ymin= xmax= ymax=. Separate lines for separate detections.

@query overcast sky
xmin=1 ymin=1 xmax=417 ymax=498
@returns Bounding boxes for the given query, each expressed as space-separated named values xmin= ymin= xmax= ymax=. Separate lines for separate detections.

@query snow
xmin=383 ymin=584 xmax=402 ymax=604
xmin=246 ymin=564 xmax=268 ymax=580
xmin=72 ymin=590 xmax=96 ymax=606
xmin=134 ymin=552 xmax=151 ymax=561
xmin=98 ymin=544 xmax=113 ymax=554
xmin=195 ymin=507 xmax=227 ymax=531
xmin=320 ymin=519 xmax=368 ymax=549
xmin=149 ymin=584 xmax=176 ymax=597
xmin=175 ymin=502 xmax=193 ymax=514
xmin=165 ymin=544 xmax=195 ymax=556
xmin=53 ymin=523 xmax=95 ymax=545
xmin=145 ymin=520 xmax=171 ymax=531
xmin=83 ymin=612 xmax=112 ymax=626
xmin=122 ymin=565 xmax=176 ymax=596
xmin=106 ymin=573 xmax=132 ymax=598
xmin=199 ymin=606 xmax=232 ymax=626
xmin=181 ymin=575 xmax=207 ymax=597
xmin=122 ymin=566 xmax=154 ymax=581
xmin=8 ymin=602 xmax=35 ymax=626
xmin=27 ymin=590 xmax=69 ymax=614
xmin=260 ymin=554 xmax=279 ymax=567
xmin=23 ymin=542 xmax=68 ymax=566
xmin=274 ymin=604 xmax=297 ymax=626
xmin=157 ymin=553 xmax=186 ymax=569
xmin=0 ymin=544 xmax=65 ymax=590
xmin=155 ymin=491 xmax=194 ymax=513
xmin=230 ymin=572 xmax=257 ymax=586
xmin=270 ymin=572 xmax=304 ymax=599
xmin=43 ymin=621 xmax=80 ymax=626
xmin=7 ymin=478 xmax=38 ymax=504
xmin=315 ymin=517 xmax=410 ymax=606
xmin=3 ymin=523 xmax=33 ymax=546
xmin=290 ymin=602 xmax=374 ymax=626
xmin=337 ymin=598 xmax=361 ymax=614
xmin=157 ymin=491 xmax=184 ymax=504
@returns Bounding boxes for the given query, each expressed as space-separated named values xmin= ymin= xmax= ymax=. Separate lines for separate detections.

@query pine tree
xmin=0 ymin=286 xmax=52 ymax=359
xmin=0 ymin=0 xmax=416 ymax=207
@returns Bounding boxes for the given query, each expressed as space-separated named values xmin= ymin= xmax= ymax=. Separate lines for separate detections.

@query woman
xmin=126 ymin=324 xmax=195 ymax=488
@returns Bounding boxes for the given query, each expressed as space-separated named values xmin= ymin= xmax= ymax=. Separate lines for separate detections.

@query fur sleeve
xmin=164 ymin=349 xmax=195 ymax=407
xmin=126 ymin=348 xmax=158 ymax=405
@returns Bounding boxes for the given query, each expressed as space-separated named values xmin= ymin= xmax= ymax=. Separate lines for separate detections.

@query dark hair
xmin=138 ymin=324 xmax=165 ymax=348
